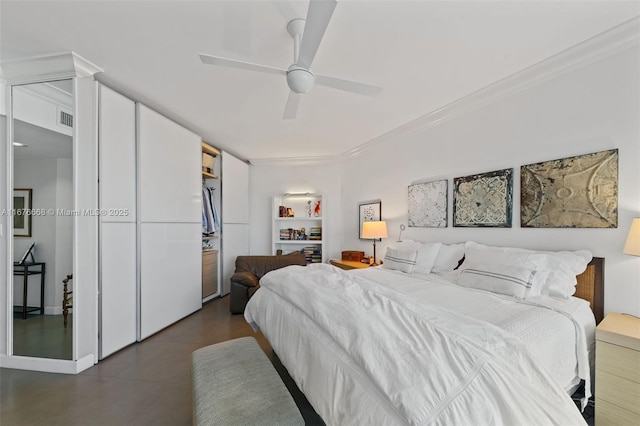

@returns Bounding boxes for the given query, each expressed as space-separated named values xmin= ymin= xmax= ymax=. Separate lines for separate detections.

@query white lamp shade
xmin=623 ymin=218 xmax=640 ymax=256
xmin=362 ymin=221 xmax=388 ymax=239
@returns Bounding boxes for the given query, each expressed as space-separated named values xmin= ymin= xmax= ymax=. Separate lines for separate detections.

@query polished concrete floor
xmin=1 ymin=295 xmax=594 ymax=426
xmin=12 ymin=313 xmax=72 ymax=360
xmin=1 ymin=296 xmax=322 ymax=426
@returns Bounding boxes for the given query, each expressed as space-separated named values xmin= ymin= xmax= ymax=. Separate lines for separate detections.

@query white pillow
xmin=412 ymin=242 xmax=442 ymax=275
xmin=457 ymin=261 xmax=540 ymax=299
xmin=542 ymin=250 xmax=592 ymax=298
xmin=463 ymin=241 xmax=548 ymax=295
xmin=382 ymin=248 xmax=418 ymax=274
xmin=463 ymin=241 xmax=592 ymax=298
xmin=432 ymin=243 xmax=465 ymax=274
xmin=391 ymin=239 xmax=423 ymax=251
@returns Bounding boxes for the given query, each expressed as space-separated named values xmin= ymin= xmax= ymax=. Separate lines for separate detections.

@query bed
xmin=245 ymin=241 xmax=603 ymax=425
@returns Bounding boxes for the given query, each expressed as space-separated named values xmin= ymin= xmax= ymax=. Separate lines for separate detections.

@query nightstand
xmin=330 ymin=259 xmax=373 ymax=270
xmin=595 ymin=313 xmax=640 ymax=426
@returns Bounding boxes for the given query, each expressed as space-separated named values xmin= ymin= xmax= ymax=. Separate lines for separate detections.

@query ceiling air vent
xmin=59 ymin=110 xmax=73 ymax=128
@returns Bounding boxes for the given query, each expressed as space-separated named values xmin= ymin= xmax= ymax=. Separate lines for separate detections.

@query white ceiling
xmin=11 ymin=81 xmax=73 ymax=160
xmin=14 ymin=119 xmax=73 ymax=160
xmin=1 ymin=1 xmax=638 ymax=163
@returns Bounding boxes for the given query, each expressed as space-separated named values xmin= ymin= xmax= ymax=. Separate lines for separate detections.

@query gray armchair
xmin=229 ymin=254 xmax=307 ymax=314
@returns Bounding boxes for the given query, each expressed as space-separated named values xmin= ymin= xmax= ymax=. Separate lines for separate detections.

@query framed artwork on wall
xmin=521 ymin=149 xmax=618 ymax=228
xmin=358 ymin=200 xmax=381 ymax=239
xmin=453 ymin=168 xmax=513 ymax=227
xmin=13 ymin=188 xmax=32 ymax=237
xmin=408 ymin=180 xmax=448 ymax=228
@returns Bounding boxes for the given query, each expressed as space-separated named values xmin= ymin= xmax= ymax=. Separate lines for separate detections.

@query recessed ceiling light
xmin=13 ymin=142 xmax=28 ymax=147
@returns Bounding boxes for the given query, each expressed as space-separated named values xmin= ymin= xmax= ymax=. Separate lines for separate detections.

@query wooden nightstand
xmin=330 ymin=259 xmax=373 ymax=270
xmin=595 ymin=313 xmax=640 ymax=426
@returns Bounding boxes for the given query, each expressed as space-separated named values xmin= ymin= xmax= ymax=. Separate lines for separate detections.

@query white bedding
xmin=352 ymin=267 xmax=595 ymax=398
xmin=245 ymin=263 xmax=592 ymax=425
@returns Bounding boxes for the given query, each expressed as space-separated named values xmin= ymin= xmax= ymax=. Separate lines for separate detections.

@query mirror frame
xmin=10 ymin=80 xmax=75 ymax=361
xmin=1 ymin=53 xmax=102 ymax=374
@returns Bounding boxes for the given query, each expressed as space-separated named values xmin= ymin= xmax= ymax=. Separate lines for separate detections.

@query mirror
xmin=11 ymin=79 xmax=73 ymax=360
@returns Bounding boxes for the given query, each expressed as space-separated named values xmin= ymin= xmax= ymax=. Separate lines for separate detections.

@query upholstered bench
xmin=191 ymin=337 xmax=304 ymax=426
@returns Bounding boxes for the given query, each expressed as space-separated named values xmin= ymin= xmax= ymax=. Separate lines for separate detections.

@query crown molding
xmin=0 ymin=52 xmax=103 ymax=86
xmin=250 ymin=16 xmax=640 ymax=166
xmin=248 ymin=154 xmax=343 ymax=167
xmin=346 ymin=16 xmax=640 ymax=159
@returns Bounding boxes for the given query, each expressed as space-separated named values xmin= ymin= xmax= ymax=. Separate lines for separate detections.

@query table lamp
xmin=362 ymin=221 xmax=388 ymax=264
xmin=623 ymin=218 xmax=640 ymax=256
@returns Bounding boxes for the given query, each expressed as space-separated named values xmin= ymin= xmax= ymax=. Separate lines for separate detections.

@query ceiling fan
xmin=199 ymin=0 xmax=382 ymax=119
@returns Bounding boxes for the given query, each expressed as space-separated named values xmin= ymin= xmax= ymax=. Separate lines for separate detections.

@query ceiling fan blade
xmin=283 ymin=91 xmax=301 ymax=120
xmin=199 ymin=54 xmax=286 ymax=76
xmin=315 ymin=74 xmax=383 ymax=97
xmin=296 ymin=0 xmax=337 ymax=69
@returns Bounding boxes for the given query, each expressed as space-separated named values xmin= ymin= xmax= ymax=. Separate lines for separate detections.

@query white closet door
xmin=139 ymin=223 xmax=201 ymax=340
xmin=137 ymin=104 xmax=201 ymax=339
xmin=100 ymin=223 xmax=136 ymax=356
xmin=98 ymin=85 xmax=136 ymax=358
xmin=221 ymin=151 xmax=249 ymax=295
xmin=98 ymin=86 xmax=136 ymax=222
xmin=137 ymin=104 xmax=201 ymax=223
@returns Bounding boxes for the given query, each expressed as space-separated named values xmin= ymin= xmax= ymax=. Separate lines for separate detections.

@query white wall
xmin=249 ymin=46 xmax=640 ymax=317
xmin=249 ymin=161 xmax=344 ymax=261
xmin=0 ymin=85 xmax=6 ymax=115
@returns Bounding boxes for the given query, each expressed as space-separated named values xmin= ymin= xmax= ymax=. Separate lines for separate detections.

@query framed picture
xmin=408 ymin=180 xmax=448 ymax=228
xmin=13 ymin=188 xmax=32 ymax=237
xmin=453 ymin=169 xmax=513 ymax=227
xmin=521 ymin=149 xmax=618 ymax=228
xmin=18 ymin=242 xmax=36 ymax=264
xmin=359 ymin=200 xmax=381 ymax=239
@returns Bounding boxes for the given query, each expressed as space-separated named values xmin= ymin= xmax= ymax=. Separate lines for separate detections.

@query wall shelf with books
xmin=272 ymin=193 xmax=324 ymax=264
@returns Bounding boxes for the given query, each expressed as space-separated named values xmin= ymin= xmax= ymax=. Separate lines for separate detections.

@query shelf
xmin=275 ymin=217 xmax=322 ymax=221
xmin=202 ymin=142 xmax=220 ymax=179
xmin=202 ymin=235 xmax=219 ymax=240
xmin=276 ymin=240 xmax=323 ymax=244
xmin=202 ymin=142 xmax=221 ymax=156
xmin=202 ymin=171 xmax=219 ymax=179
xmin=273 ymin=193 xmax=325 ymax=263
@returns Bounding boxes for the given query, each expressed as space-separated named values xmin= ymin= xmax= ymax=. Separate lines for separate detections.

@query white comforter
xmin=245 ymin=263 xmax=588 ymax=426
xmin=351 ymin=267 xmax=595 ymax=401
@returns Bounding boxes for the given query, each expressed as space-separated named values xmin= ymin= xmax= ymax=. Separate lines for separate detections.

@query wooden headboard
xmin=574 ymin=257 xmax=604 ymax=324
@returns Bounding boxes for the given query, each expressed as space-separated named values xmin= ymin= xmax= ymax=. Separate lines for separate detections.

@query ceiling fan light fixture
xmin=287 ymin=66 xmax=314 ymax=94
xmin=199 ymin=0 xmax=379 ymax=119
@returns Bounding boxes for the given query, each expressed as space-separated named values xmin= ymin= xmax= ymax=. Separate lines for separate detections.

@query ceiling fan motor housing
xmin=287 ymin=66 xmax=314 ymax=93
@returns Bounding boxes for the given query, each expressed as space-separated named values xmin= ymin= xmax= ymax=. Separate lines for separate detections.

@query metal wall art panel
xmin=408 ymin=180 xmax=448 ymax=228
xmin=453 ymin=168 xmax=513 ymax=227
xmin=521 ymin=149 xmax=618 ymax=228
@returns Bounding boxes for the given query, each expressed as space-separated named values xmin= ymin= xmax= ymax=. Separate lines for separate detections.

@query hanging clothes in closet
xmin=202 ymin=186 xmax=220 ymax=235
